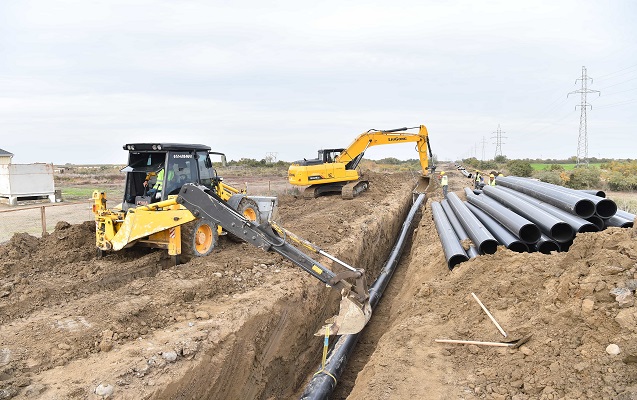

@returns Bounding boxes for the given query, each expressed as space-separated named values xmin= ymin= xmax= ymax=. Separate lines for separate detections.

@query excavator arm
xmin=336 ymin=125 xmax=434 ymax=176
xmin=176 ymin=183 xmax=372 ymax=335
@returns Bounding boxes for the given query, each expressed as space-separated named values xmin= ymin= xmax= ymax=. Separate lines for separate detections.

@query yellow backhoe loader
xmin=288 ymin=125 xmax=436 ymax=199
xmin=92 ymin=144 xmax=372 ymax=335
xmin=92 ymin=143 xmax=276 ymax=264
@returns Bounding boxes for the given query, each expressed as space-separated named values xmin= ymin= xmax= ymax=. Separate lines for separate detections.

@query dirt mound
xmin=342 ymin=166 xmax=637 ymax=400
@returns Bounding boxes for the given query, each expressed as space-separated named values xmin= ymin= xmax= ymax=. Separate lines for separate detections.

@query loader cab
xmin=120 ymin=143 xmax=219 ymax=210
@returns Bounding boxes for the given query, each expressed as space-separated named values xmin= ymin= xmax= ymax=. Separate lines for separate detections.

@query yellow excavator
xmin=288 ymin=125 xmax=435 ymax=199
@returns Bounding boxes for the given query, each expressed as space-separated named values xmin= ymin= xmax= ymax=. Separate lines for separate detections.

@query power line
xmin=491 ymin=124 xmax=507 ymax=158
xmin=568 ymin=66 xmax=600 ymax=166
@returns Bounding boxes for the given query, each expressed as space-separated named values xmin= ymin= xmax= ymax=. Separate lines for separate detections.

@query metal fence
xmin=0 ymin=201 xmax=94 ymax=243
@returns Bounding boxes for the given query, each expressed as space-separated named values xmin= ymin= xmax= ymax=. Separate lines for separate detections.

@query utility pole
xmin=491 ymin=124 xmax=507 ymax=158
xmin=568 ymin=66 xmax=600 ymax=166
xmin=480 ymin=136 xmax=488 ymax=161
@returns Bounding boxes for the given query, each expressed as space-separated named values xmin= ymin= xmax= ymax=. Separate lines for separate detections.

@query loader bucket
xmin=318 ymin=294 xmax=372 ymax=336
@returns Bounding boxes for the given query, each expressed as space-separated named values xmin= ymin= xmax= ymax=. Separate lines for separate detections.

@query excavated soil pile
xmin=340 ymin=167 xmax=637 ymax=400
xmin=0 ymin=171 xmax=417 ymax=400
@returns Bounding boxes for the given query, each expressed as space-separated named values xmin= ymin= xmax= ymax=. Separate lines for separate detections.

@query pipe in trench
xmin=299 ymin=193 xmax=426 ymax=400
xmin=496 ymin=186 xmax=599 ymax=233
xmin=482 ymin=186 xmax=574 ymax=243
xmin=447 ymin=192 xmax=498 ymax=254
xmin=505 ymin=177 xmax=616 ymax=218
xmin=465 ymin=191 xmax=541 ymax=244
xmin=464 ymin=202 xmax=529 ymax=253
xmin=432 ymin=202 xmax=471 ymax=269
xmin=440 ymin=199 xmax=479 ymax=259
xmin=496 ymin=177 xmax=595 ymax=218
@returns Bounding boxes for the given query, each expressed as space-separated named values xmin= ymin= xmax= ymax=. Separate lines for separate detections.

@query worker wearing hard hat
xmin=474 ymin=171 xmax=482 ymax=189
xmin=489 ymin=174 xmax=496 ymax=186
xmin=440 ymin=171 xmax=449 ymax=199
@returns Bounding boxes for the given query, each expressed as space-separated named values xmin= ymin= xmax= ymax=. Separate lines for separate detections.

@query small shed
xmin=0 ymin=148 xmax=13 ymax=165
xmin=0 ymin=149 xmax=56 ymax=205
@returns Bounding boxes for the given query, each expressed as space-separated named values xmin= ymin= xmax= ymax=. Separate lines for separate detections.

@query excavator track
xmin=342 ymin=180 xmax=369 ymax=199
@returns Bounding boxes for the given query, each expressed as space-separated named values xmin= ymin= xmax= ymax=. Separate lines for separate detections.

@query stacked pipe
xmin=431 ymin=176 xmax=635 ymax=269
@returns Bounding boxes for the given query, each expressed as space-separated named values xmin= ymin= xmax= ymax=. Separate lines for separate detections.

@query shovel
xmin=435 ymin=334 xmax=532 ymax=349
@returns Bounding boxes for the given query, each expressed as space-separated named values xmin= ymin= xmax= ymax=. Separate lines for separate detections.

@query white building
xmin=0 ymin=148 xmax=13 ymax=165
xmin=0 ymin=149 xmax=56 ymax=205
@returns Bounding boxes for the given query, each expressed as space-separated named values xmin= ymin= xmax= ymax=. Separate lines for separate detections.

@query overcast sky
xmin=1 ymin=0 xmax=636 ymax=165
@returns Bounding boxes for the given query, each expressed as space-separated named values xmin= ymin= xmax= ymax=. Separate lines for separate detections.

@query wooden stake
xmin=434 ymin=339 xmax=513 ymax=347
xmin=471 ymin=292 xmax=507 ymax=338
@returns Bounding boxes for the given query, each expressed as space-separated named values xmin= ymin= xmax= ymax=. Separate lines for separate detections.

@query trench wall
xmin=157 ymin=189 xmax=414 ymax=399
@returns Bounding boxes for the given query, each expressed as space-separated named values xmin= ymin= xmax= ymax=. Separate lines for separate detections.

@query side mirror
xmin=204 ymin=157 xmax=212 ymax=169
xmin=221 ymin=155 xmax=227 ymax=167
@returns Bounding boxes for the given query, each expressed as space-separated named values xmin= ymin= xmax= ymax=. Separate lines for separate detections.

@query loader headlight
xmin=126 ymin=145 xmax=135 ymax=150
xmin=152 ymin=145 xmax=157 ymax=150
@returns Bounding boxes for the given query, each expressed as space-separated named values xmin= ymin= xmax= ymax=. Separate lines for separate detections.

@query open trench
xmin=0 ymin=172 xmax=422 ymax=399
xmin=155 ymin=185 xmax=416 ymax=399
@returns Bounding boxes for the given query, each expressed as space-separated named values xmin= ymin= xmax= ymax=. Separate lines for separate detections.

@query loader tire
xmin=181 ymin=219 xmax=218 ymax=262
xmin=227 ymin=197 xmax=263 ymax=243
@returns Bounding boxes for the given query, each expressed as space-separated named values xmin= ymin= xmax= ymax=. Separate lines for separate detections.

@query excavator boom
xmin=176 ymin=183 xmax=372 ymax=335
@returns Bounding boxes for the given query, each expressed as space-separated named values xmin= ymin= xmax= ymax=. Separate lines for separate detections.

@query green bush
xmin=534 ymin=170 xmax=562 ymax=185
xmin=607 ymin=171 xmax=637 ymax=191
xmin=506 ymin=160 xmax=533 ymax=177
xmin=548 ymin=164 xmax=565 ymax=172
xmin=565 ymin=166 xmax=601 ymax=189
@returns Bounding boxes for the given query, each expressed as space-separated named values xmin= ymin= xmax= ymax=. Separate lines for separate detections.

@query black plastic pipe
xmin=505 ymin=177 xmax=616 ymax=218
xmin=300 ymin=193 xmax=426 ymax=400
xmin=580 ymin=189 xmax=606 ymax=198
xmin=466 ymin=191 xmax=541 ymax=244
xmin=482 ymin=186 xmax=574 ymax=243
xmin=497 ymin=186 xmax=598 ymax=233
xmin=432 ymin=202 xmax=471 ymax=269
xmin=616 ymin=209 xmax=636 ymax=222
xmin=535 ymin=234 xmax=560 ymax=254
xmin=441 ymin=200 xmax=479 ymax=258
xmin=496 ymin=177 xmax=595 ymax=218
xmin=447 ymin=192 xmax=498 ymax=254
xmin=605 ymin=215 xmax=634 ymax=229
xmin=586 ymin=215 xmax=605 ymax=231
xmin=465 ymin=202 xmax=529 ymax=253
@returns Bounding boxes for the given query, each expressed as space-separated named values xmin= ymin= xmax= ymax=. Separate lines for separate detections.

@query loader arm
xmin=175 ymin=183 xmax=371 ymax=335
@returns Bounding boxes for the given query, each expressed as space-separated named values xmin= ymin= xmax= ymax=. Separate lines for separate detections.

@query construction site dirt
xmin=2 ymin=168 xmax=637 ymax=399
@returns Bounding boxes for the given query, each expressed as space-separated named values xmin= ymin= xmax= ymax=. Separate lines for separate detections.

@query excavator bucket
xmin=414 ymin=175 xmax=434 ymax=194
xmin=317 ymin=294 xmax=372 ymax=336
